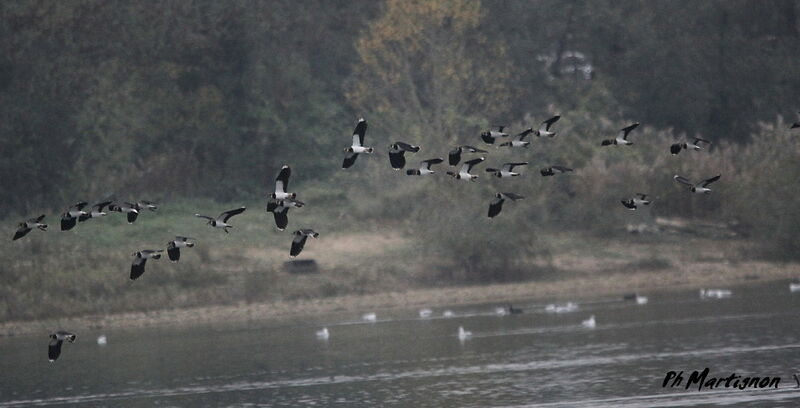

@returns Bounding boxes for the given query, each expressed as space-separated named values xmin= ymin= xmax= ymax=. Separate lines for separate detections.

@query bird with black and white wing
xmin=13 ymin=215 xmax=47 ymax=240
xmin=60 ymin=202 xmax=88 ymax=231
xmin=130 ymin=249 xmax=163 ymax=280
xmin=601 ymin=123 xmax=639 ymax=146
xmin=670 ymin=137 xmax=711 ymax=155
xmin=448 ymin=145 xmax=487 ymax=166
xmin=406 ymin=158 xmax=444 ymax=176
xmin=488 ymin=192 xmax=525 ymax=218
xmin=78 ymin=200 xmax=113 ymax=222
xmin=485 ymin=162 xmax=528 ymax=178
xmin=267 ymin=198 xmax=304 ymax=231
xmin=621 ymin=193 xmax=651 ymax=210
xmin=342 ymin=118 xmax=373 ymax=169
xmin=48 ymin=331 xmax=76 ymax=362
xmin=195 ymin=207 xmax=246 ymax=233
xmin=540 ymin=165 xmax=573 ymax=177
xmin=480 ymin=125 xmax=509 ymax=144
xmin=290 ymin=229 xmax=319 ymax=258
xmin=271 ymin=165 xmax=297 ymax=200
xmin=536 ymin=115 xmax=561 ymax=137
xmin=167 ymin=236 xmax=195 ymax=262
xmin=388 ymin=142 xmax=420 ymax=170
xmin=108 ymin=201 xmax=141 ymax=223
xmin=446 ymin=157 xmax=485 ymax=181
xmin=674 ymin=174 xmax=721 ymax=194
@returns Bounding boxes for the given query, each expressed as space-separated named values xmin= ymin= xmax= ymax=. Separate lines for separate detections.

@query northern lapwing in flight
xmin=536 ymin=115 xmax=561 ymax=137
xmin=488 ymin=192 xmax=525 ymax=218
xmin=540 ymin=165 xmax=573 ymax=177
xmin=290 ymin=229 xmax=319 ymax=258
xmin=388 ymin=142 xmax=420 ymax=170
xmin=130 ymin=249 xmax=163 ymax=280
xmin=48 ymin=331 xmax=76 ymax=362
xmin=499 ymin=128 xmax=533 ymax=148
xmin=195 ymin=207 xmax=246 ymax=233
xmin=621 ymin=193 xmax=651 ymax=210
xmin=674 ymin=174 xmax=721 ymax=194
xmin=60 ymin=202 xmax=88 ymax=231
xmin=78 ymin=200 xmax=113 ymax=222
xmin=342 ymin=118 xmax=373 ymax=169
xmin=271 ymin=165 xmax=297 ymax=200
xmin=406 ymin=158 xmax=444 ymax=176
xmin=266 ymin=199 xmax=304 ymax=231
xmin=485 ymin=162 xmax=528 ymax=178
xmin=480 ymin=125 xmax=509 ymax=144
xmin=448 ymin=145 xmax=487 ymax=166
xmin=447 ymin=157 xmax=485 ymax=181
xmin=108 ymin=202 xmax=140 ymax=223
xmin=167 ymin=236 xmax=195 ymax=262
xmin=13 ymin=215 xmax=47 ymax=240
xmin=601 ymin=123 xmax=639 ymax=146
xmin=670 ymin=137 xmax=711 ymax=155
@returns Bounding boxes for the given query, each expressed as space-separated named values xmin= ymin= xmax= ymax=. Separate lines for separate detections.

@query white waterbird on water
xmin=362 ymin=312 xmax=377 ymax=322
xmin=96 ymin=335 xmax=107 ymax=346
xmin=790 ymin=283 xmax=800 ymax=292
xmin=458 ymin=326 xmax=472 ymax=341
xmin=700 ymin=289 xmax=732 ymax=299
xmin=546 ymin=302 xmax=578 ymax=313
xmin=582 ymin=315 xmax=596 ymax=328
xmin=419 ymin=308 xmax=432 ymax=318
xmin=316 ymin=327 xmax=329 ymax=340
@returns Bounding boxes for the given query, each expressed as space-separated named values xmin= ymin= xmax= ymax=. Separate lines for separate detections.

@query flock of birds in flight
xmin=12 ymin=111 xmax=800 ymax=361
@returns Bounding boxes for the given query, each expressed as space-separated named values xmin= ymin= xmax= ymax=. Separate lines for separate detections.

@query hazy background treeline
xmin=1 ymin=0 xmax=799 ymax=321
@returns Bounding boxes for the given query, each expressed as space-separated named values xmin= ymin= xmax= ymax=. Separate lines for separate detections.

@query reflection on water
xmin=1 ymin=281 xmax=800 ymax=407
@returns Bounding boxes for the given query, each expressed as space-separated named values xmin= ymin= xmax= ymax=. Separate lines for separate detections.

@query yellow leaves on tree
xmin=347 ymin=0 xmax=514 ymax=141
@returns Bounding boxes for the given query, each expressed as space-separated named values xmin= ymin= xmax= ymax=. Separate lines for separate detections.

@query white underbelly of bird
xmin=351 ymin=146 xmax=371 ymax=153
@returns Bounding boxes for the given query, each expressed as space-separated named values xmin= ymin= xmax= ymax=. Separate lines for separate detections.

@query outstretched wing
xmin=275 ymin=165 xmax=291 ymax=194
xmin=48 ymin=338 xmax=63 ymax=362
xmin=290 ymin=234 xmax=308 ymax=257
xmin=464 ymin=145 xmax=486 ymax=153
xmin=503 ymin=162 xmax=528 ymax=172
xmin=71 ymin=202 xmax=88 ymax=211
xmin=515 ymin=128 xmax=533 ymax=141
xmin=195 ymin=214 xmax=214 ymax=221
xmin=673 ymin=175 xmax=694 ymax=187
xmin=421 ymin=158 xmax=443 ymax=170
xmin=448 ymin=148 xmax=462 ymax=166
xmin=540 ymin=115 xmax=561 ymax=132
xmin=342 ymin=152 xmax=359 ymax=169
xmin=488 ymin=196 xmax=505 ymax=218
xmin=219 ymin=207 xmax=246 ymax=222
xmin=701 ymin=175 xmax=721 ymax=187
xmin=620 ymin=123 xmax=640 ymax=140
xmin=462 ymin=157 xmax=485 ymax=173
xmin=388 ymin=151 xmax=406 ymax=170
xmin=352 ymin=118 xmax=367 ymax=147
xmin=394 ymin=142 xmax=420 ymax=152
xmin=130 ymin=257 xmax=147 ymax=280
xmin=551 ymin=165 xmax=573 ymax=173
xmin=500 ymin=192 xmax=525 ymax=201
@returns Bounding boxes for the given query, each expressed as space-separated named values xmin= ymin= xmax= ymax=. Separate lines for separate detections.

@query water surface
xmin=1 ymin=280 xmax=799 ymax=407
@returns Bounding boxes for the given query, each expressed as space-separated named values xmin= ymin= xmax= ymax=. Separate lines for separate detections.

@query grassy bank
xmin=2 ymin=195 xmax=797 ymax=333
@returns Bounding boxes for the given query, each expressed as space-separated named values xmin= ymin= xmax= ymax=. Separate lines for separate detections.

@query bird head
xmin=480 ymin=131 xmax=490 ymax=138
xmin=17 ymin=222 xmax=25 ymax=228
xmin=269 ymin=193 xmax=277 ymax=199
xmin=366 ymin=147 xmax=374 ymax=153
xmin=290 ymin=193 xmax=297 ymax=199
xmin=344 ymin=147 xmax=354 ymax=153
xmin=446 ymin=171 xmax=456 ymax=178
